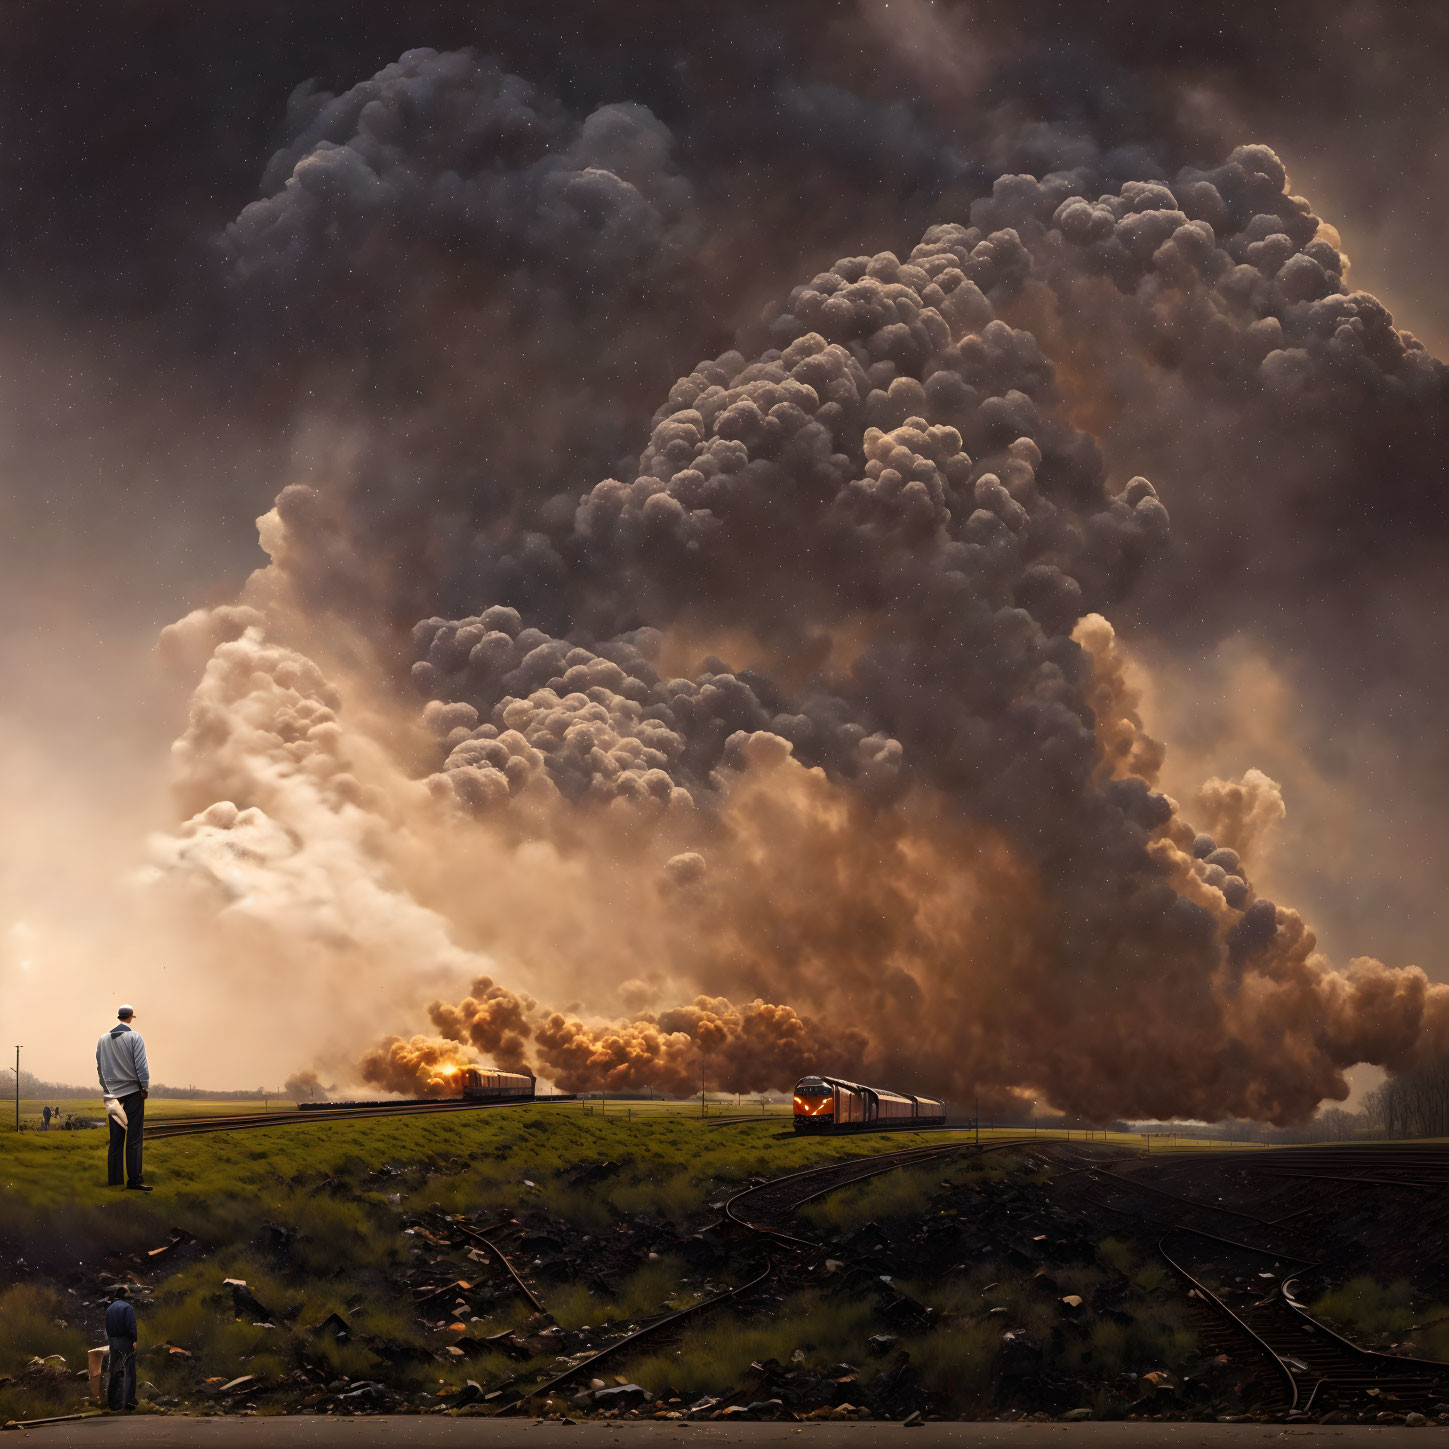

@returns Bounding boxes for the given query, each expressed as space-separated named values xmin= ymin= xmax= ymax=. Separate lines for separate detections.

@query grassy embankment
xmin=1309 ymin=1277 xmax=1449 ymax=1361
xmin=617 ymin=1149 xmax=1197 ymax=1415
xmin=0 ymin=1106 xmax=972 ymax=1420
xmin=0 ymin=1107 xmax=1247 ymax=1420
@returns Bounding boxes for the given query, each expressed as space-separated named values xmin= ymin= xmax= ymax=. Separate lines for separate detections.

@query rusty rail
xmin=504 ymin=1260 xmax=775 ymax=1412
xmin=452 ymin=1223 xmax=549 ymax=1316
xmin=1158 ymin=1233 xmax=1299 ymax=1409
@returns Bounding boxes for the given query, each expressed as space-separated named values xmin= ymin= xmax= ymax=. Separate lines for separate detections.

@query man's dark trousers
xmin=106 ymin=1092 xmax=145 ymax=1186
xmin=106 ymin=1340 xmax=136 ymax=1409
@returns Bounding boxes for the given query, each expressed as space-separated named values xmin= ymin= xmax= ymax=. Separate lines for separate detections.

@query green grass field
xmin=9 ymin=1091 xmax=1279 ymax=1146
xmin=0 ymin=1105 xmax=977 ymax=1421
xmin=10 ymin=1095 xmax=793 ymax=1130
xmin=0 ymin=1102 xmax=1275 ymax=1424
xmin=11 ymin=1096 xmax=292 ymax=1128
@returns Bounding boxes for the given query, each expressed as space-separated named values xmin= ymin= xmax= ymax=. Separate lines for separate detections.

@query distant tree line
xmin=11 ymin=1070 xmax=279 ymax=1101
xmin=1363 ymin=1061 xmax=1449 ymax=1139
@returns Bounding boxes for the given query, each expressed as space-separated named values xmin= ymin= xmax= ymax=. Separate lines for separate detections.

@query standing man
xmin=41 ymin=1104 xmax=51 ymax=1130
xmin=96 ymin=1005 xmax=152 ymax=1191
xmin=104 ymin=1286 xmax=138 ymax=1411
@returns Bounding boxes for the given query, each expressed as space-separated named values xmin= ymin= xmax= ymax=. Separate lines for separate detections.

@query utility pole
xmin=974 ymin=1093 xmax=979 ymax=1146
xmin=700 ymin=1056 xmax=706 ymax=1118
xmin=12 ymin=1046 xmax=20 ymax=1130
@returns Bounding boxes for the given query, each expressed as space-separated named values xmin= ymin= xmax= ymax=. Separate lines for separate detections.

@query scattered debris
xmin=311 ymin=1312 xmax=351 ymax=1341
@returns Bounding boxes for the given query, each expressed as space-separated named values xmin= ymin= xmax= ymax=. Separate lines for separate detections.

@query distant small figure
xmin=104 ymin=1286 xmax=138 ymax=1411
xmin=41 ymin=1105 xmax=51 ymax=1130
xmin=96 ymin=1005 xmax=152 ymax=1191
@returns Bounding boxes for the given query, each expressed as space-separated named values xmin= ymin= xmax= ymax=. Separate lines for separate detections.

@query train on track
xmin=297 ymin=1068 xmax=534 ymax=1111
xmin=792 ymin=1074 xmax=945 ymax=1133
xmin=458 ymin=1067 xmax=534 ymax=1100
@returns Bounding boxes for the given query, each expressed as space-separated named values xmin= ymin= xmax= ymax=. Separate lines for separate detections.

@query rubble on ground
xmin=6 ymin=1139 xmax=1447 ymax=1427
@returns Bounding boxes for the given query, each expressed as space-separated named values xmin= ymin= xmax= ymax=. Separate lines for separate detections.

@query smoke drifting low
xmin=427 ymin=980 xmax=860 ymax=1100
xmin=8 ymin=11 xmax=1449 ymax=1121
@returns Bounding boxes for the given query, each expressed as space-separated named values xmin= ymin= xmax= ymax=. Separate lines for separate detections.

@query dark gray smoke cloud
xmin=368 ymin=160 xmax=1444 ymax=1121
xmin=9 ymin=2 xmax=1449 ymax=1108
xmin=226 ymin=51 xmax=695 ymax=298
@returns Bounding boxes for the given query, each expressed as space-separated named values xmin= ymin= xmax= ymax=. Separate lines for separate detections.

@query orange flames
xmin=357 ymin=1034 xmax=474 ymax=1097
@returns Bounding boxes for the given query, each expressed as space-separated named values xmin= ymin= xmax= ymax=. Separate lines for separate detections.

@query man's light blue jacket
xmin=96 ymin=1023 xmax=149 ymax=1096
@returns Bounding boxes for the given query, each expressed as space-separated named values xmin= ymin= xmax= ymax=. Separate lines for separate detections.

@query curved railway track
xmin=1067 ymin=1146 xmax=1449 ymax=1415
xmin=147 ymin=1092 xmax=1449 ymax=1419
xmin=1075 ymin=1162 xmax=1315 ymax=1255
xmin=509 ymin=1133 xmax=1050 ymax=1408
xmin=1158 ymin=1232 xmax=1299 ymax=1410
xmin=1160 ymin=1229 xmax=1449 ymax=1413
xmin=722 ymin=1138 xmax=987 ymax=1246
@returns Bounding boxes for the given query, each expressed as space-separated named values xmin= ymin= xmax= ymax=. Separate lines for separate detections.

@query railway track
xmin=1242 ymin=1144 xmax=1449 ymax=1191
xmin=509 ymin=1133 xmax=1055 ymax=1408
xmin=506 ymin=1261 xmax=775 ymax=1412
xmin=1074 ymin=1162 xmax=1315 ymax=1254
xmin=145 ymin=1096 xmax=555 ymax=1139
xmin=722 ymin=1134 xmax=1061 ymax=1246
xmin=1062 ymin=1148 xmax=1449 ymax=1415
xmin=1161 ymin=1230 xmax=1449 ymax=1413
xmin=1159 ymin=1233 xmax=1299 ymax=1410
xmin=722 ymin=1140 xmax=975 ymax=1246
xmin=452 ymin=1222 xmax=549 ymax=1315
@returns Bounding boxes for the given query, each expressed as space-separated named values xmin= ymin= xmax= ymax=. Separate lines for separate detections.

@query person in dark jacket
xmin=104 ymin=1287 xmax=138 ymax=1411
xmin=41 ymin=1105 xmax=51 ymax=1130
xmin=96 ymin=1005 xmax=152 ymax=1190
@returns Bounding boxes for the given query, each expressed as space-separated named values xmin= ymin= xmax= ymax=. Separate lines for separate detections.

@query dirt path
xmin=3 ymin=1418 xmax=1436 ymax=1447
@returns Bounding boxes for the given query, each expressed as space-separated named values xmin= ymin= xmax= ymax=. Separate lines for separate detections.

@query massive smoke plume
xmin=6 ymin=5 xmax=1449 ymax=1120
xmin=162 ymin=102 xmax=1449 ymax=1120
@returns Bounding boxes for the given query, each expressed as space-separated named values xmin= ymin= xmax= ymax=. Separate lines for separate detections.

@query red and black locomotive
xmin=793 ymin=1074 xmax=946 ymax=1133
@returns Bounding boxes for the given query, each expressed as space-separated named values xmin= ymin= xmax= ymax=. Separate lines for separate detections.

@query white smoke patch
xmin=138 ymin=619 xmax=500 ymax=1082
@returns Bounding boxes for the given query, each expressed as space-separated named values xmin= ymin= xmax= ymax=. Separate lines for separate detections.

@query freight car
xmin=793 ymin=1074 xmax=946 ymax=1134
xmin=298 ymin=1068 xmax=535 ymax=1110
xmin=459 ymin=1067 xmax=534 ymax=1101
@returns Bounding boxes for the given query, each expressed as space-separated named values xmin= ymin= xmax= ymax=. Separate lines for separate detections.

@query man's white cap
xmin=117 ymin=1004 xmax=135 ymax=1019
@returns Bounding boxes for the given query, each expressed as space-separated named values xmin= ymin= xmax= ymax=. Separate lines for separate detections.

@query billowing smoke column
xmin=155 ymin=48 xmax=1449 ymax=1123
xmin=358 ymin=1036 xmax=472 ymax=1097
xmin=213 ymin=49 xmax=706 ymax=636
xmin=426 ymin=980 xmax=864 ymax=1098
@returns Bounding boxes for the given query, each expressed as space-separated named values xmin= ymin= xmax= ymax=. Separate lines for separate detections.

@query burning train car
xmin=793 ymin=1074 xmax=946 ymax=1134
xmin=298 ymin=1065 xmax=535 ymax=1109
xmin=459 ymin=1067 xmax=534 ymax=1101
